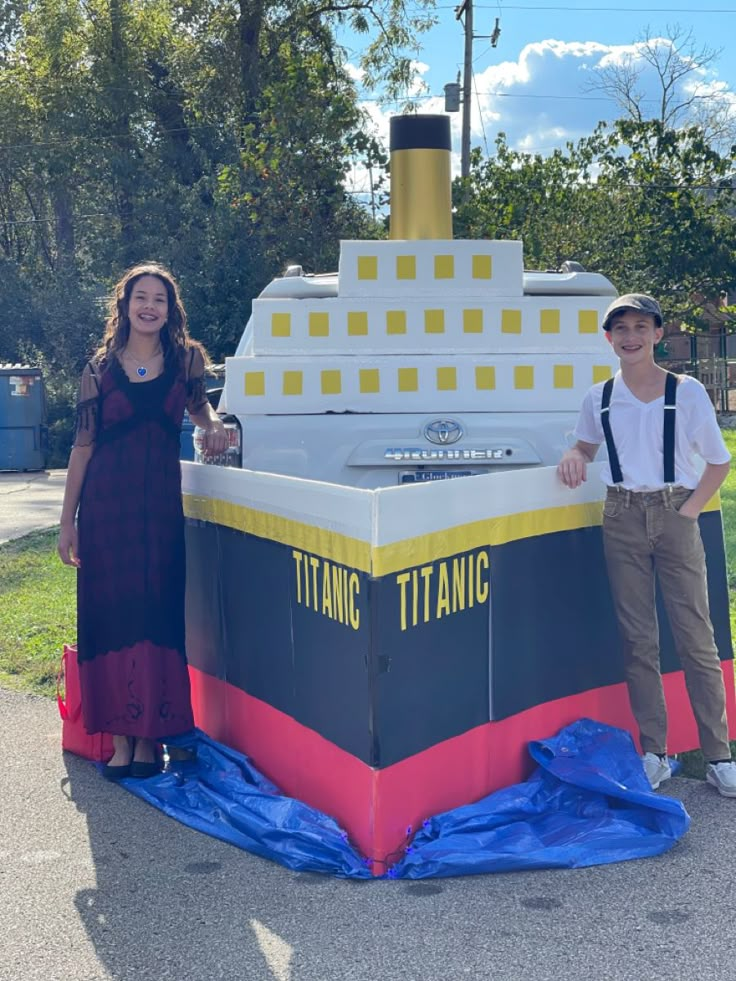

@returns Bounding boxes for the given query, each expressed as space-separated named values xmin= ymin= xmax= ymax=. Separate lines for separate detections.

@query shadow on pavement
xmin=60 ymin=751 xmax=380 ymax=981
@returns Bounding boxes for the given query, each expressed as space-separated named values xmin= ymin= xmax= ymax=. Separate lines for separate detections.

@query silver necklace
xmin=122 ymin=346 xmax=162 ymax=378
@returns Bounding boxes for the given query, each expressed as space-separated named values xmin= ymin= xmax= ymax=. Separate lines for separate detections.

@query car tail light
xmin=193 ymin=421 xmax=241 ymax=467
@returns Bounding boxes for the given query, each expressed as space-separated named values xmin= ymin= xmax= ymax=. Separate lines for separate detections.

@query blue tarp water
xmin=107 ymin=718 xmax=690 ymax=878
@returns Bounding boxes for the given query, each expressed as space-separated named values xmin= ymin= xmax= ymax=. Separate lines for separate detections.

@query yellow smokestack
xmin=389 ymin=114 xmax=453 ymax=240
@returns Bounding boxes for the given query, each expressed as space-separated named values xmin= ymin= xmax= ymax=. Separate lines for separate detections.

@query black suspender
xmin=600 ymin=377 xmax=622 ymax=484
xmin=663 ymin=371 xmax=677 ymax=483
xmin=600 ymin=372 xmax=678 ymax=485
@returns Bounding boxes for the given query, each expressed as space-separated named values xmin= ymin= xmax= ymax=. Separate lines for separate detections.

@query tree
xmin=0 ymin=257 xmax=42 ymax=358
xmin=1 ymin=0 xmax=427 ymax=459
xmin=454 ymin=119 xmax=736 ymax=329
xmin=452 ymin=136 xmax=603 ymax=272
xmin=0 ymin=1 xmax=397 ymax=317
xmin=586 ymin=25 xmax=736 ymax=149
xmin=592 ymin=119 xmax=736 ymax=321
xmin=0 ymin=0 xmax=24 ymax=58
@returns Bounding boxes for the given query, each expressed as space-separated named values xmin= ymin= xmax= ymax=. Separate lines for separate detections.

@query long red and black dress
xmin=74 ymin=348 xmax=207 ymax=738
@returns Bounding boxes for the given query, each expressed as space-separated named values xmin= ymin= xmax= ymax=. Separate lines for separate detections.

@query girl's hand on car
xmin=201 ymin=420 xmax=228 ymax=456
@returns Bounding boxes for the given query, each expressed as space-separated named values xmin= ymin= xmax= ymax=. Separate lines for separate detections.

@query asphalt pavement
xmin=3 ymin=473 xmax=736 ymax=980
xmin=3 ymin=686 xmax=736 ymax=981
xmin=0 ymin=469 xmax=66 ymax=544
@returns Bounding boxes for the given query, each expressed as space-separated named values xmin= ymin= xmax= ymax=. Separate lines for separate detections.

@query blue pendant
xmin=137 ymin=366 xmax=147 ymax=377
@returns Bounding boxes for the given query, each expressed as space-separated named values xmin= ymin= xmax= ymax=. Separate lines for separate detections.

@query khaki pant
xmin=602 ymin=485 xmax=730 ymax=761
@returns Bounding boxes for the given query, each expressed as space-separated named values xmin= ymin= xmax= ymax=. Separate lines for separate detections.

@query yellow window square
xmin=434 ymin=255 xmax=454 ymax=279
xmin=554 ymin=365 xmax=574 ymax=389
xmin=245 ymin=371 xmax=265 ymax=396
xmin=348 ymin=312 xmax=368 ymax=336
xmin=437 ymin=367 xmax=457 ymax=391
xmin=309 ymin=312 xmax=329 ymax=337
xmin=386 ymin=310 xmax=407 ymax=334
xmin=396 ymin=255 xmax=416 ymax=280
xmin=514 ymin=366 xmax=534 ymax=390
xmin=271 ymin=313 xmax=291 ymax=337
xmin=424 ymin=309 xmax=445 ymax=334
xmin=398 ymin=367 xmax=418 ymax=392
xmin=593 ymin=365 xmax=613 ymax=383
xmin=472 ymin=254 xmax=493 ymax=279
xmin=475 ymin=366 xmax=496 ymax=390
xmin=321 ymin=370 xmax=341 ymax=395
xmin=502 ymin=309 xmax=522 ymax=334
xmin=359 ymin=369 xmax=380 ymax=394
xmin=540 ymin=309 xmax=560 ymax=334
xmin=578 ymin=310 xmax=598 ymax=333
xmin=357 ymin=255 xmax=377 ymax=280
xmin=282 ymin=371 xmax=303 ymax=396
xmin=463 ymin=309 xmax=483 ymax=333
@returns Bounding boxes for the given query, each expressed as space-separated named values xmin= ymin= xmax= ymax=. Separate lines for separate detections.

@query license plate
xmin=400 ymin=470 xmax=474 ymax=483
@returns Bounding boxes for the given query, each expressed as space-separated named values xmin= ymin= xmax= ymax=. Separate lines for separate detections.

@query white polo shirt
xmin=573 ymin=372 xmax=731 ymax=490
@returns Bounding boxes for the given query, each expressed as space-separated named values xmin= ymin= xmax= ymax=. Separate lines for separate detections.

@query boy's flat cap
xmin=602 ymin=293 xmax=663 ymax=331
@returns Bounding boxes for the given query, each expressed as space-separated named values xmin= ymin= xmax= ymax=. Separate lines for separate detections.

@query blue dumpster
xmin=0 ymin=364 xmax=46 ymax=471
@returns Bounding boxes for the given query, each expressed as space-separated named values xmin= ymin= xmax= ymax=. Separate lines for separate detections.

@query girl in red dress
xmin=58 ymin=263 xmax=227 ymax=779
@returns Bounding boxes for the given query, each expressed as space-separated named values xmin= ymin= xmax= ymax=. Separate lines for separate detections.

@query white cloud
xmin=408 ymin=60 xmax=431 ymax=97
xmin=344 ymin=61 xmax=365 ymax=83
xmin=344 ymin=37 xmax=736 ymax=195
xmin=470 ymin=40 xmax=622 ymax=152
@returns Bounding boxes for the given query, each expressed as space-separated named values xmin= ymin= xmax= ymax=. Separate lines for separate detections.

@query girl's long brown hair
xmin=96 ymin=262 xmax=207 ymax=370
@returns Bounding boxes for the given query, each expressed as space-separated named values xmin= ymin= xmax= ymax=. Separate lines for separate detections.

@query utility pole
xmin=455 ymin=0 xmax=473 ymax=179
xmin=368 ymin=162 xmax=376 ymax=223
xmin=447 ymin=7 xmax=499 ymax=178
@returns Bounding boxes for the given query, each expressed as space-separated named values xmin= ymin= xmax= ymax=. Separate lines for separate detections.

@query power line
xmin=358 ymin=88 xmax=736 ymax=105
xmin=0 ymin=213 xmax=110 ymax=227
xmin=2 ymin=92 xmax=732 ymax=154
xmin=440 ymin=3 xmax=736 ymax=9
xmin=1 ymin=180 xmax=733 ymax=230
xmin=473 ymin=44 xmax=493 ymax=66
xmin=473 ymin=69 xmax=491 ymax=157
xmin=0 ymin=189 xmax=376 ymax=227
xmin=0 ymin=123 xmax=223 ymax=153
xmin=1 ymin=84 xmax=733 ymax=155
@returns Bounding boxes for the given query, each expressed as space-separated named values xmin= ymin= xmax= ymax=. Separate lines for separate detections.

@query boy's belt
xmin=608 ymin=485 xmax=691 ymax=506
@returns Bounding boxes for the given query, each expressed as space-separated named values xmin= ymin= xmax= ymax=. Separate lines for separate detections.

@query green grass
xmin=720 ymin=430 xmax=736 ymax=638
xmin=0 ymin=528 xmax=76 ymax=695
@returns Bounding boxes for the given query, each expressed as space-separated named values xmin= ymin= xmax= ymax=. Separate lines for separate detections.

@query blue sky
xmin=338 ymin=3 xmax=736 ymax=189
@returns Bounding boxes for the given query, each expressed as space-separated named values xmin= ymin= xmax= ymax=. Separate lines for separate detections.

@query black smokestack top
xmin=389 ymin=114 xmax=452 ymax=152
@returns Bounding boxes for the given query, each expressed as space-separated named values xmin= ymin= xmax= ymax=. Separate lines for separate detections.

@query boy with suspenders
xmin=558 ymin=294 xmax=736 ymax=795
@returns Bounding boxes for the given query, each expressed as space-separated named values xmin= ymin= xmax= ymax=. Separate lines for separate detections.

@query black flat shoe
xmin=130 ymin=760 xmax=160 ymax=779
xmin=102 ymin=762 xmax=131 ymax=781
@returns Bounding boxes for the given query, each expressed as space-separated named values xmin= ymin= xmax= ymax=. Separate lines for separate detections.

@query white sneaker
xmin=706 ymin=761 xmax=736 ymax=798
xmin=641 ymin=752 xmax=672 ymax=790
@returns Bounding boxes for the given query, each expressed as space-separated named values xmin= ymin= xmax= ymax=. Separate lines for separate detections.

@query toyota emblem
xmin=424 ymin=419 xmax=463 ymax=445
